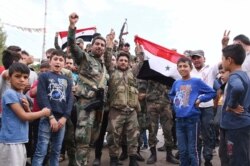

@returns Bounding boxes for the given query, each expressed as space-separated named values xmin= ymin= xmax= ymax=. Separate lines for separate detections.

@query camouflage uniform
xmin=68 ymin=27 xmax=109 ymax=166
xmin=64 ymin=115 xmax=77 ymax=166
xmin=115 ymin=58 xmax=147 ymax=162
xmin=61 ymin=68 xmax=77 ymax=166
xmin=132 ymin=53 xmax=149 ymax=153
xmin=145 ymin=80 xmax=179 ymax=164
xmin=146 ymin=81 xmax=174 ymax=149
xmin=137 ymin=79 xmax=148 ymax=146
xmin=105 ymin=52 xmax=140 ymax=160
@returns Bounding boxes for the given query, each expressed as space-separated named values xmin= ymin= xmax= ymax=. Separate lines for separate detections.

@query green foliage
xmin=30 ymin=63 xmax=41 ymax=72
xmin=0 ymin=24 xmax=7 ymax=65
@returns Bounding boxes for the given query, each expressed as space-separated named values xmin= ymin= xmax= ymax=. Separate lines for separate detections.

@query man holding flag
xmin=134 ymin=36 xmax=182 ymax=165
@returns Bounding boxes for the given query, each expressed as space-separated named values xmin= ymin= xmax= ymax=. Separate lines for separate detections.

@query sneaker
xmin=59 ymin=154 xmax=65 ymax=162
xmin=174 ymin=151 xmax=179 ymax=160
xmin=141 ymin=145 xmax=148 ymax=150
xmin=93 ymin=158 xmax=100 ymax=166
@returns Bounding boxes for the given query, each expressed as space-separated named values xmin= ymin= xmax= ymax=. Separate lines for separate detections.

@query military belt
xmin=122 ymin=107 xmax=134 ymax=113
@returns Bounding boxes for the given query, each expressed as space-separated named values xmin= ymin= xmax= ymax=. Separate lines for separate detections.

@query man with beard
xmin=67 ymin=12 xmax=109 ymax=166
xmin=104 ymin=33 xmax=140 ymax=166
xmin=190 ymin=50 xmax=218 ymax=166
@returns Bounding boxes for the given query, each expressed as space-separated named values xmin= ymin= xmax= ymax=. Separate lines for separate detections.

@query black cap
xmin=93 ymin=32 xmax=101 ymax=39
xmin=124 ymin=42 xmax=130 ymax=47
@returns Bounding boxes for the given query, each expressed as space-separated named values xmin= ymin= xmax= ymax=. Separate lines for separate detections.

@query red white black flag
xmin=58 ymin=27 xmax=96 ymax=50
xmin=134 ymin=35 xmax=185 ymax=86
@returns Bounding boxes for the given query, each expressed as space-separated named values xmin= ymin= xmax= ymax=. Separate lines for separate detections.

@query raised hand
xmin=135 ymin=42 xmax=143 ymax=54
xmin=106 ymin=29 xmax=115 ymax=48
xmin=69 ymin=12 xmax=79 ymax=29
xmin=222 ymin=30 xmax=230 ymax=48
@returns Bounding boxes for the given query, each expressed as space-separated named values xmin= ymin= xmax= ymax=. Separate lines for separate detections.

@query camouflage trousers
xmin=137 ymin=111 xmax=149 ymax=147
xmin=64 ymin=117 xmax=77 ymax=166
xmin=119 ymin=111 xmax=148 ymax=147
xmin=147 ymin=102 xmax=174 ymax=149
xmin=107 ymin=108 xmax=139 ymax=157
xmin=75 ymin=98 xmax=104 ymax=166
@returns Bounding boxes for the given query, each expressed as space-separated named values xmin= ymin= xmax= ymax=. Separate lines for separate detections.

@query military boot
xmin=110 ymin=156 xmax=119 ymax=166
xmin=136 ymin=146 xmax=145 ymax=161
xmin=166 ymin=149 xmax=179 ymax=164
xmin=146 ymin=147 xmax=157 ymax=164
xmin=119 ymin=145 xmax=128 ymax=161
xmin=68 ymin=158 xmax=77 ymax=166
xmin=129 ymin=155 xmax=139 ymax=166
xmin=157 ymin=144 xmax=166 ymax=151
xmin=67 ymin=151 xmax=77 ymax=166
xmin=204 ymin=160 xmax=213 ymax=166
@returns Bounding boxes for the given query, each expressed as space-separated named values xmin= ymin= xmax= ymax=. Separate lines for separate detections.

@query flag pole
xmin=42 ymin=0 xmax=47 ymax=60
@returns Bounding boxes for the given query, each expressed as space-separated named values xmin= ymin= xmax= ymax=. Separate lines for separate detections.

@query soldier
xmin=143 ymin=81 xmax=179 ymax=165
xmin=92 ymin=54 xmax=117 ymax=166
xmin=134 ymin=46 xmax=149 ymax=161
xmin=133 ymin=45 xmax=179 ymax=165
xmin=105 ymin=33 xmax=140 ymax=166
xmin=117 ymin=44 xmax=145 ymax=163
xmin=67 ymin=13 xmax=109 ymax=166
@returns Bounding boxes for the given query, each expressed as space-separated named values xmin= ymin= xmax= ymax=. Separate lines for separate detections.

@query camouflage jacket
xmin=146 ymin=80 xmax=170 ymax=104
xmin=67 ymin=27 xmax=109 ymax=99
xmin=109 ymin=69 xmax=140 ymax=111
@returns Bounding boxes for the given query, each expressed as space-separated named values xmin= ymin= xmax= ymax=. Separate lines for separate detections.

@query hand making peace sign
xmin=222 ymin=30 xmax=230 ymax=48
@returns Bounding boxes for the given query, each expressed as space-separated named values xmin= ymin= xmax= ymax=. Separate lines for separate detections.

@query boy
xmin=214 ymin=64 xmax=230 ymax=132
xmin=220 ymin=44 xmax=250 ymax=166
xmin=169 ymin=57 xmax=216 ymax=166
xmin=0 ymin=49 xmax=22 ymax=128
xmin=32 ymin=50 xmax=73 ymax=166
xmin=28 ymin=61 xmax=50 ymax=163
xmin=0 ymin=62 xmax=51 ymax=166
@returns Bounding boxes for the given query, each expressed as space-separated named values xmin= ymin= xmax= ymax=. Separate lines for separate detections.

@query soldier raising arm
xmin=67 ymin=13 xmax=109 ymax=166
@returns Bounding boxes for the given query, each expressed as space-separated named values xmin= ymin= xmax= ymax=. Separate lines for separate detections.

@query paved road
xmin=60 ymin=129 xmax=221 ymax=166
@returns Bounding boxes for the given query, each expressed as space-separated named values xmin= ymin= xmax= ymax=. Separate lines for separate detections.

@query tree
xmin=0 ymin=23 xmax=7 ymax=65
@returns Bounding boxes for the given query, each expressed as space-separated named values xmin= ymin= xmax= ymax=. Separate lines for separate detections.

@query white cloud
xmin=1 ymin=0 xmax=250 ymax=64
xmin=119 ymin=0 xmax=167 ymax=10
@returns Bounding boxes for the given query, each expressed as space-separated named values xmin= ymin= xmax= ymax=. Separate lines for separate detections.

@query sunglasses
xmin=71 ymin=15 xmax=78 ymax=19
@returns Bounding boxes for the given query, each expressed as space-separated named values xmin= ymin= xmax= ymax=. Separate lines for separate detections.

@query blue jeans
xmin=199 ymin=107 xmax=215 ymax=161
xmin=219 ymin=125 xmax=250 ymax=166
xmin=176 ymin=117 xmax=200 ymax=166
xmin=32 ymin=117 xmax=65 ymax=166
xmin=142 ymin=130 xmax=148 ymax=146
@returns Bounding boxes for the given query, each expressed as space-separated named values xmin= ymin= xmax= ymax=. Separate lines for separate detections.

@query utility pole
xmin=42 ymin=0 xmax=47 ymax=60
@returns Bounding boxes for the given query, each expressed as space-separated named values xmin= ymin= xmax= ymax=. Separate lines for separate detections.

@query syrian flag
xmin=134 ymin=36 xmax=185 ymax=86
xmin=59 ymin=27 xmax=96 ymax=50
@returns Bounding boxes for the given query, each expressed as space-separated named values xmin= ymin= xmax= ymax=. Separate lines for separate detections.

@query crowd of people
xmin=0 ymin=12 xmax=250 ymax=166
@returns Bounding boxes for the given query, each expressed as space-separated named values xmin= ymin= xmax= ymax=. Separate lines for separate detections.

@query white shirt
xmin=242 ymin=52 xmax=250 ymax=78
xmin=191 ymin=63 xmax=218 ymax=107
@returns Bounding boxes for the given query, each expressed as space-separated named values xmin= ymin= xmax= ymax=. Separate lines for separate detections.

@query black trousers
xmin=94 ymin=111 xmax=109 ymax=158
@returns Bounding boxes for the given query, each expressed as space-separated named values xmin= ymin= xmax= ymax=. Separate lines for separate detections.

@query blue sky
xmin=1 ymin=0 xmax=250 ymax=64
